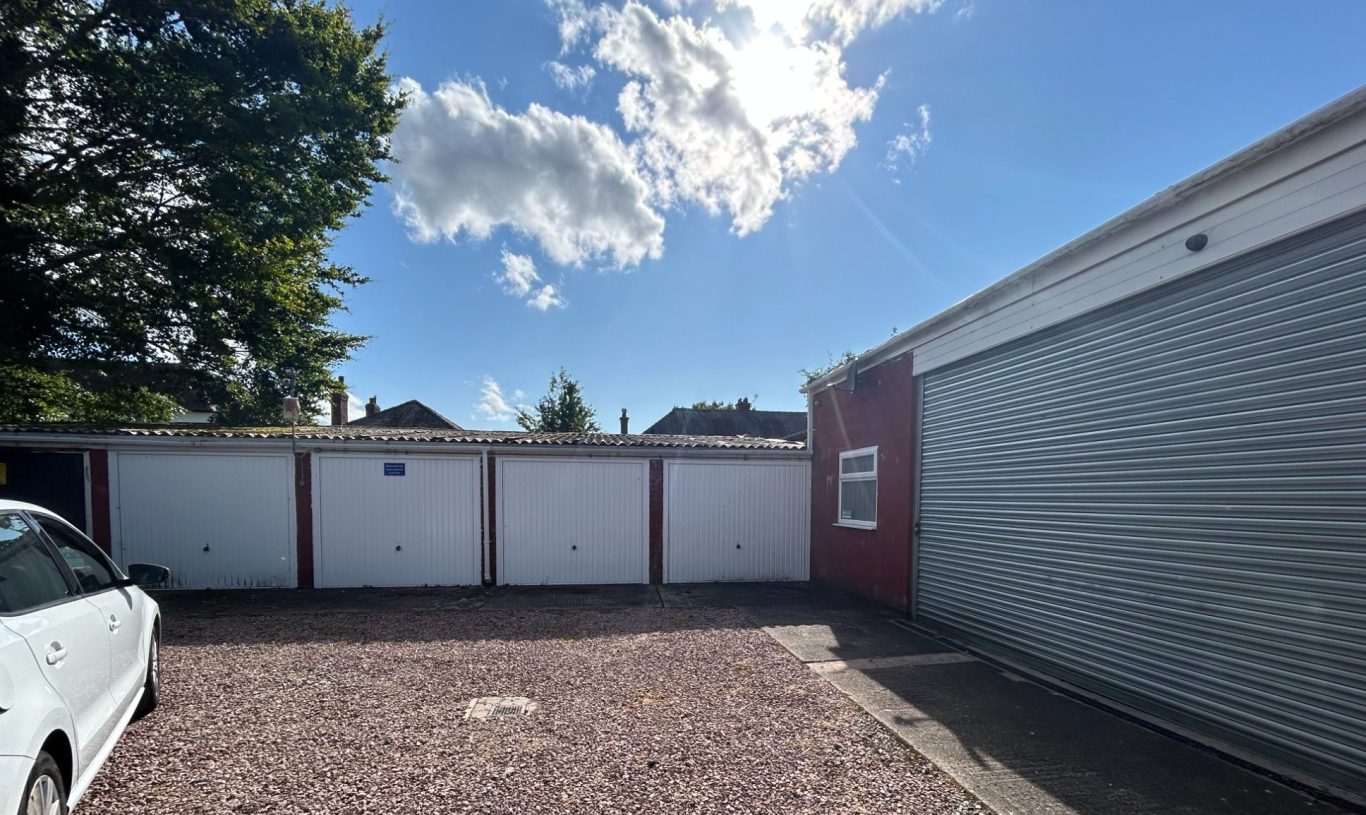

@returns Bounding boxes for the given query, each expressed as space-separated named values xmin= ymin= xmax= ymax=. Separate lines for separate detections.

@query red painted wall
xmin=809 ymin=352 xmax=917 ymax=610
xmin=294 ymin=452 xmax=314 ymax=588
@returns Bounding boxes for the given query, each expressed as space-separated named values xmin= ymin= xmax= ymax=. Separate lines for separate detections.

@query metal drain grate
xmin=465 ymin=696 xmax=538 ymax=720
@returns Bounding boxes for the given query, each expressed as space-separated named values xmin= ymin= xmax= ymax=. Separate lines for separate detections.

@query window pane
xmin=839 ymin=479 xmax=877 ymax=523
xmin=37 ymin=517 xmax=118 ymax=594
xmin=841 ymin=453 xmax=875 ymax=475
xmin=0 ymin=513 xmax=74 ymax=613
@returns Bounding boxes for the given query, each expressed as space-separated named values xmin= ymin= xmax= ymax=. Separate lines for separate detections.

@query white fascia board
xmin=803 ymin=85 xmax=1366 ymax=392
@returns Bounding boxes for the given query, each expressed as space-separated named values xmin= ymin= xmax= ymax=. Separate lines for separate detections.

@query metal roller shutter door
xmin=316 ymin=455 xmax=481 ymax=588
xmin=916 ymin=211 xmax=1366 ymax=796
xmin=497 ymin=459 xmax=648 ymax=585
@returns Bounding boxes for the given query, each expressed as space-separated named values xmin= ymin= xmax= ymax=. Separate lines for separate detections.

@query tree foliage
xmin=516 ymin=369 xmax=601 ymax=433
xmin=0 ymin=0 xmax=404 ymax=424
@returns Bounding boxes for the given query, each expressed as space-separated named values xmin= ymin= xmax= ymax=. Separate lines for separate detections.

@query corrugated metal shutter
xmin=115 ymin=452 xmax=294 ymax=589
xmin=498 ymin=458 xmax=648 ymax=585
xmin=316 ymin=455 xmax=481 ymax=588
xmin=916 ymin=211 xmax=1366 ymax=796
xmin=665 ymin=461 xmax=810 ymax=582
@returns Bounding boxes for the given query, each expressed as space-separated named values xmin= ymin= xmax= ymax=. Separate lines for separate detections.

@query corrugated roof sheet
xmin=0 ymin=425 xmax=804 ymax=450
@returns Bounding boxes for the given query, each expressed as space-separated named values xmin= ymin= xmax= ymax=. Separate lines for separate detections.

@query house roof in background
xmin=347 ymin=399 xmax=463 ymax=430
xmin=0 ymin=425 xmax=804 ymax=451
xmin=643 ymin=408 xmax=806 ymax=440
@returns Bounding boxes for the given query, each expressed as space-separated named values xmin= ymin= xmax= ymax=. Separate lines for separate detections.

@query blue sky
xmin=326 ymin=0 xmax=1366 ymax=429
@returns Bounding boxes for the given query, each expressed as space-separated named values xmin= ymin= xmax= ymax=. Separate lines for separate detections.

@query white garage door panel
xmin=499 ymin=459 xmax=647 ymax=585
xmin=116 ymin=453 xmax=294 ymax=589
xmin=317 ymin=456 xmax=481 ymax=588
xmin=666 ymin=462 xmax=810 ymax=582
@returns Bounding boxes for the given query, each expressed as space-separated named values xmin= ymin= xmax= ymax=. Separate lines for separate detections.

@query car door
xmin=0 ymin=512 xmax=114 ymax=772
xmin=33 ymin=514 xmax=145 ymax=713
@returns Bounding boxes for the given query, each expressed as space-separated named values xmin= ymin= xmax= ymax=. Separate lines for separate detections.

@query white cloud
xmin=884 ymin=103 xmax=932 ymax=182
xmin=527 ymin=284 xmax=567 ymax=311
xmin=596 ymin=2 xmax=882 ymax=234
xmin=389 ymin=77 xmax=665 ymax=268
xmin=495 ymin=249 xmax=568 ymax=310
xmin=546 ymin=60 xmax=597 ymax=93
xmin=474 ymin=376 xmax=523 ymax=424
xmin=496 ymin=249 xmax=541 ymax=297
xmin=720 ymin=0 xmax=944 ymax=44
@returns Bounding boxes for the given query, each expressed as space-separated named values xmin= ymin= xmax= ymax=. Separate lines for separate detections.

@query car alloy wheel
xmin=26 ymin=772 xmax=62 ymax=815
xmin=149 ymin=636 xmax=160 ymax=692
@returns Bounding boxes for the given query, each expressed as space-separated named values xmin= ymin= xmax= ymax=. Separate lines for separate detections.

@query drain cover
xmin=465 ymin=696 xmax=538 ymax=720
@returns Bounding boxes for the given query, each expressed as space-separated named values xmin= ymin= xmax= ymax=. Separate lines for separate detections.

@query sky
xmin=324 ymin=0 xmax=1366 ymax=429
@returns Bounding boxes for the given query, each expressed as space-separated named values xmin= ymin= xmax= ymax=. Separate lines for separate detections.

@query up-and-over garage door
xmin=315 ymin=455 xmax=481 ymax=588
xmin=916 ymin=212 xmax=1366 ymax=795
xmin=116 ymin=452 xmax=295 ymax=589
xmin=665 ymin=461 xmax=810 ymax=582
xmin=498 ymin=458 xmax=648 ymax=585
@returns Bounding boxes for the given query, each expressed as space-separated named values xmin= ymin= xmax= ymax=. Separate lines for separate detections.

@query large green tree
xmin=0 ymin=0 xmax=403 ymax=424
xmin=516 ymin=369 xmax=601 ymax=433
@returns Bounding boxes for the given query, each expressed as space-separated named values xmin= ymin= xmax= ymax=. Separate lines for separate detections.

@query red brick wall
xmin=648 ymin=459 xmax=664 ymax=584
xmin=294 ymin=452 xmax=314 ymax=588
xmin=809 ymin=353 xmax=917 ymax=610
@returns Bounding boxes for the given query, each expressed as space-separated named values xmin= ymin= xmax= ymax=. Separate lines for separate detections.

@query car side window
xmin=0 ymin=513 xmax=75 ymax=614
xmin=35 ymin=516 xmax=119 ymax=594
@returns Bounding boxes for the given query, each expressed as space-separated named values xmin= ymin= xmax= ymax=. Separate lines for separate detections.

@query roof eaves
xmin=802 ymin=85 xmax=1366 ymax=393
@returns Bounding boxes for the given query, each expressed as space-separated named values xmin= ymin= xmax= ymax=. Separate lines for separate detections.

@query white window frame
xmin=836 ymin=446 xmax=877 ymax=530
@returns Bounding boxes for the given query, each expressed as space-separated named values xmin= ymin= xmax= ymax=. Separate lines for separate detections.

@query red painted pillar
xmin=649 ymin=459 xmax=664 ymax=584
xmin=486 ymin=455 xmax=497 ymax=585
xmin=88 ymin=450 xmax=112 ymax=555
xmin=294 ymin=451 xmax=314 ymax=588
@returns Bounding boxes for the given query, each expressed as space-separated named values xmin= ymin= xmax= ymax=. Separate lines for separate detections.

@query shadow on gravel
xmin=150 ymin=582 xmax=874 ymax=648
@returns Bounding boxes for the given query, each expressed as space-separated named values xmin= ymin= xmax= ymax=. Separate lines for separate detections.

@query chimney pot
xmin=366 ymin=396 xmax=379 ymax=417
xmin=330 ymin=380 xmax=347 ymax=426
xmin=620 ymin=408 xmax=629 ymax=435
xmin=736 ymin=397 xmax=751 ymax=411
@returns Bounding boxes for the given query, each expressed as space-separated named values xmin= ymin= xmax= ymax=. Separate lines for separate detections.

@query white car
xmin=0 ymin=500 xmax=167 ymax=815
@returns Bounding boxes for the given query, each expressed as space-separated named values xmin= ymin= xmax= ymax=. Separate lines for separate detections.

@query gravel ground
xmin=81 ymin=607 xmax=984 ymax=814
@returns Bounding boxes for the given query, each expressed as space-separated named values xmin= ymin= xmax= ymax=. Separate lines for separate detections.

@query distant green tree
xmin=0 ymin=0 xmax=403 ymax=424
xmin=690 ymin=400 xmax=735 ymax=410
xmin=517 ymin=369 xmax=601 ymax=433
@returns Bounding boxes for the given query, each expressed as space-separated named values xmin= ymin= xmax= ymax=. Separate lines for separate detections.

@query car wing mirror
xmin=126 ymin=563 xmax=171 ymax=587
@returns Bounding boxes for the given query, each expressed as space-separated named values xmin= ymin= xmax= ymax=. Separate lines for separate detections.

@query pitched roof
xmin=643 ymin=408 xmax=806 ymax=440
xmin=0 ymin=425 xmax=804 ymax=450
xmin=346 ymin=399 xmax=462 ymax=430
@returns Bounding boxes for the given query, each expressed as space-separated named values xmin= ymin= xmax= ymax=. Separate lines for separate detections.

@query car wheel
xmin=19 ymin=751 xmax=67 ymax=815
xmin=133 ymin=627 xmax=160 ymax=719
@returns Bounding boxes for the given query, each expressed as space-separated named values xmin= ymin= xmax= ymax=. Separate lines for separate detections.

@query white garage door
xmin=315 ymin=455 xmax=481 ymax=588
xmin=666 ymin=461 xmax=810 ymax=583
xmin=115 ymin=452 xmax=294 ymax=589
xmin=498 ymin=458 xmax=648 ymax=585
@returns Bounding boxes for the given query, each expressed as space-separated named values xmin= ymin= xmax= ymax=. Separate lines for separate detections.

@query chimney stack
xmin=620 ymin=408 xmax=629 ymax=434
xmin=366 ymin=396 xmax=380 ymax=417
xmin=330 ymin=376 xmax=347 ymax=426
xmin=736 ymin=397 xmax=751 ymax=412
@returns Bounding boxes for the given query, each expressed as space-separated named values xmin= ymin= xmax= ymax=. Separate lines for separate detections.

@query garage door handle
xmin=395 ymin=545 xmax=402 ymax=552
xmin=46 ymin=645 xmax=68 ymax=666
xmin=571 ymin=545 xmax=577 ymax=551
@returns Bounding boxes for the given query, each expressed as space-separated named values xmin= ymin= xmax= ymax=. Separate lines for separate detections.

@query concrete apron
xmin=756 ymin=607 xmax=1348 ymax=815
